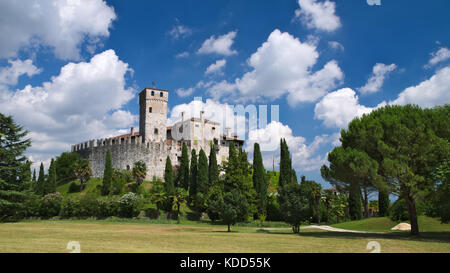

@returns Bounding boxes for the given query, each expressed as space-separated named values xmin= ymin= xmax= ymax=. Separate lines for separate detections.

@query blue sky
xmin=1 ymin=0 xmax=449 ymax=189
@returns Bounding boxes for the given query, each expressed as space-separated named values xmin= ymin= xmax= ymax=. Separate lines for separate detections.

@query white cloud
xmin=328 ymin=41 xmax=344 ymax=51
xmin=212 ymin=29 xmax=343 ymax=105
xmin=168 ymin=22 xmax=192 ymax=39
xmin=0 ymin=59 xmax=42 ymax=87
xmin=294 ymin=0 xmax=341 ymax=32
xmin=426 ymin=47 xmax=450 ymax=68
xmin=205 ymin=59 xmax=226 ymax=75
xmin=390 ymin=65 xmax=450 ymax=108
xmin=197 ymin=31 xmax=238 ymax=56
xmin=0 ymin=50 xmax=136 ymax=165
xmin=358 ymin=63 xmax=397 ymax=94
xmin=314 ymin=88 xmax=384 ymax=128
xmin=175 ymin=51 xmax=190 ymax=59
xmin=245 ymin=121 xmax=339 ymax=171
xmin=0 ymin=0 xmax=116 ymax=60
xmin=176 ymin=87 xmax=195 ymax=97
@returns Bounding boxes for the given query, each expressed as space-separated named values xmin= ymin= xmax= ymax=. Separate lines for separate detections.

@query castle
xmin=72 ymin=87 xmax=244 ymax=179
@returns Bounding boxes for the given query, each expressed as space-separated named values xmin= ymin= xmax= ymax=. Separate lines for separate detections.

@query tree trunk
xmin=227 ymin=224 xmax=231 ymax=232
xmin=404 ymin=195 xmax=419 ymax=236
xmin=363 ymin=186 xmax=369 ymax=218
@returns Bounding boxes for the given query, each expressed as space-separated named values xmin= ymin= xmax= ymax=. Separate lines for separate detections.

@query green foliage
xmin=300 ymin=176 xmax=323 ymax=223
xmin=36 ymin=162 xmax=46 ymax=195
xmin=68 ymin=181 xmax=80 ymax=193
xmin=378 ymin=189 xmax=390 ymax=217
xmin=348 ymin=182 xmax=363 ymax=220
xmin=279 ymin=139 xmax=293 ymax=188
xmin=164 ymin=156 xmax=174 ymax=195
xmin=218 ymin=189 xmax=249 ymax=232
xmin=0 ymin=113 xmax=32 ymax=220
xmin=206 ymin=185 xmax=223 ymax=221
xmin=47 ymin=158 xmax=57 ymax=194
xmin=73 ymin=158 xmax=92 ymax=191
xmin=132 ymin=160 xmax=147 ymax=186
xmin=101 ymin=149 xmax=112 ymax=195
xmin=278 ymin=183 xmax=309 ymax=233
xmin=177 ymin=142 xmax=190 ymax=190
xmin=54 ymin=152 xmax=80 ymax=185
xmin=39 ymin=192 xmax=63 ymax=218
xmin=118 ymin=192 xmax=141 ymax=218
xmin=252 ymin=143 xmax=268 ymax=218
xmin=208 ymin=144 xmax=219 ymax=187
xmin=189 ymin=149 xmax=198 ymax=200
xmin=266 ymin=193 xmax=283 ymax=221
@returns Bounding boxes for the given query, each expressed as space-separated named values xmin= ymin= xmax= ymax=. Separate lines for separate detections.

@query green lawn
xmin=0 ymin=219 xmax=449 ymax=253
xmin=331 ymin=216 xmax=450 ymax=233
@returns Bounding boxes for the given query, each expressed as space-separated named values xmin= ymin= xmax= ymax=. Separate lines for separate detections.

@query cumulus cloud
xmin=207 ymin=30 xmax=343 ymax=105
xmin=197 ymin=31 xmax=238 ymax=56
xmin=0 ymin=50 xmax=136 ymax=166
xmin=390 ymin=65 xmax=450 ymax=108
xmin=205 ymin=59 xmax=226 ymax=75
xmin=314 ymin=88 xmax=385 ymax=128
xmin=294 ymin=0 xmax=341 ymax=32
xmin=328 ymin=41 xmax=344 ymax=51
xmin=245 ymin=121 xmax=339 ymax=171
xmin=0 ymin=59 xmax=42 ymax=87
xmin=425 ymin=47 xmax=450 ymax=68
xmin=358 ymin=63 xmax=397 ymax=94
xmin=175 ymin=51 xmax=190 ymax=59
xmin=0 ymin=0 xmax=116 ymax=60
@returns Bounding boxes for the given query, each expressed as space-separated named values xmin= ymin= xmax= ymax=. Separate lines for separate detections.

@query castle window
xmin=126 ymin=165 xmax=130 ymax=170
xmin=212 ymin=127 xmax=216 ymax=131
xmin=179 ymin=126 xmax=183 ymax=133
xmin=160 ymin=92 xmax=163 ymax=97
xmin=151 ymin=91 xmax=154 ymax=96
xmin=154 ymin=128 xmax=159 ymax=135
xmin=149 ymin=107 xmax=152 ymax=113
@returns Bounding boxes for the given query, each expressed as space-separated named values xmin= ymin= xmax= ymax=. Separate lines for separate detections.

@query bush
xmin=97 ymin=196 xmax=120 ymax=218
xmin=68 ymin=181 xmax=80 ymax=193
xmin=390 ymin=198 xmax=425 ymax=222
xmin=23 ymin=193 xmax=41 ymax=218
xmin=61 ymin=197 xmax=81 ymax=218
xmin=118 ymin=192 xmax=141 ymax=218
xmin=266 ymin=194 xmax=283 ymax=221
xmin=39 ymin=192 xmax=63 ymax=218
xmin=78 ymin=193 xmax=99 ymax=217
xmin=145 ymin=207 xmax=161 ymax=219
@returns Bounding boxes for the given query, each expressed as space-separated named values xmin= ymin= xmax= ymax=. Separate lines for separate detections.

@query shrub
xmin=118 ymin=192 xmax=141 ymax=218
xmin=61 ymin=197 xmax=81 ymax=218
xmin=97 ymin=196 xmax=120 ymax=218
xmin=266 ymin=194 xmax=283 ymax=221
xmin=78 ymin=193 xmax=99 ymax=217
xmin=390 ymin=198 xmax=425 ymax=222
xmin=39 ymin=192 xmax=63 ymax=218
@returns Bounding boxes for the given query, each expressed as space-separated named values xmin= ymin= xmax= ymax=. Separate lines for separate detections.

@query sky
xmin=0 ymin=0 xmax=449 ymax=189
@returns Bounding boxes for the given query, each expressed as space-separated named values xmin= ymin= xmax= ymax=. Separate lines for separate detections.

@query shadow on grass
xmin=263 ymin=229 xmax=450 ymax=244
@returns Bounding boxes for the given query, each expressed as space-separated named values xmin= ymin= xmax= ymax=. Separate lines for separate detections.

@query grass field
xmin=0 ymin=218 xmax=449 ymax=253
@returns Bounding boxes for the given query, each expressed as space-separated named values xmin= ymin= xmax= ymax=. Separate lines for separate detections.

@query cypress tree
xmin=189 ymin=149 xmax=198 ymax=199
xmin=164 ymin=156 xmax=175 ymax=195
xmin=349 ymin=182 xmax=363 ymax=220
xmin=32 ymin=169 xmax=36 ymax=183
xmin=36 ymin=162 xmax=45 ymax=196
xmin=291 ymin=169 xmax=298 ymax=184
xmin=47 ymin=158 xmax=57 ymax=194
xmin=177 ymin=142 xmax=190 ymax=190
xmin=208 ymin=144 xmax=219 ymax=187
xmin=279 ymin=139 xmax=293 ymax=188
xmin=253 ymin=143 xmax=267 ymax=217
xmin=197 ymin=149 xmax=209 ymax=196
xmin=378 ymin=189 xmax=390 ymax=216
xmin=101 ymin=149 xmax=112 ymax=195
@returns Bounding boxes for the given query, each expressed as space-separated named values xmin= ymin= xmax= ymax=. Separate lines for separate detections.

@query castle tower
xmin=139 ymin=87 xmax=168 ymax=143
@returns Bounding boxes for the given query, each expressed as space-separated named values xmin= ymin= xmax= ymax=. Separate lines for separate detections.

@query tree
xmin=195 ymin=149 xmax=209 ymax=212
xmin=132 ymin=160 xmax=147 ymax=186
xmin=279 ymin=139 xmax=293 ymax=188
xmin=341 ymin=104 xmax=449 ymax=235
xmin=189 ymin=149 xmax=198 ymax=200
xmin=0 ymin=113 xmax=32 ymax=220
xmin=176 ymin=142 xmax=190 ymax=190
xmin=278 ymin=183 xmax=309 ymax=233
xmin=46 ymin=158 xmax=57 ymax=194
xmin=172 ymin=187 xmax=188 ymax=223
xmin=300 ymin=176 xmax=323 ymax=223
xmin=164 ymin=156 xmax=175 ymax=195
xmin=73 ymin=158 xmax=92 ymax=191
xmin=208 ymin=144 xmax=219 ymax=187
xmin=218 ymin=189 xmax=249 ymax=232
xmin=253 ymin=143 xmax=268 ymax=217
xmin=54 ymin=152 xmax=80 ymax=185
xmin=101 ymin=149 xmax=112 ymax=195
xmin=32 ymin=169 xmax=36 ymax=184
xmin=378 ymin=189 xmax=390 ymax=217
xmin=36 ymin=162 xmax=45 ymax=195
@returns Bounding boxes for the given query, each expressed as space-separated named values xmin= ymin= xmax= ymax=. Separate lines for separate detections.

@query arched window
xmin=151 ymin=91 xmax=154 ymax=96
xmin=160 ymin=92 xmax=163 ymax=97
xmin=149 ymin=107 xmax=152 ymax=113
xmin=154 ymin=128 xmax=159 ymax=135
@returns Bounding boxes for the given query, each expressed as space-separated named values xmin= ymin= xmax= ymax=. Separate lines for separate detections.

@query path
xmin=259 ymin=225 xmax=387 ymax=234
